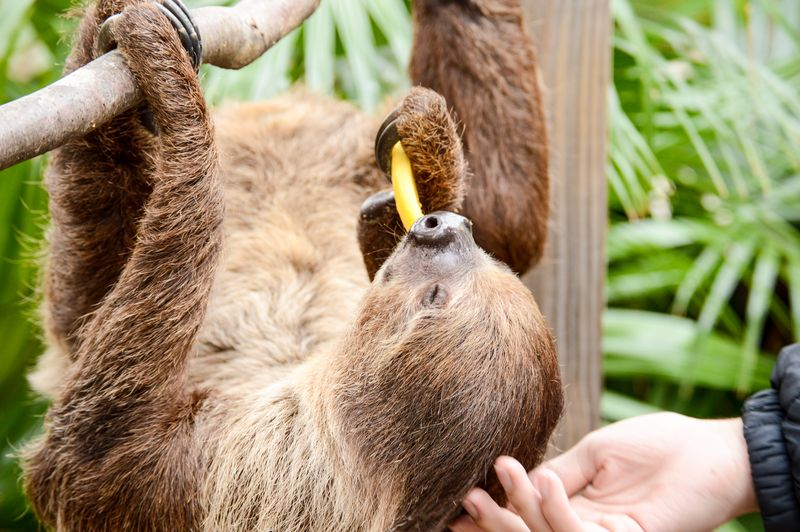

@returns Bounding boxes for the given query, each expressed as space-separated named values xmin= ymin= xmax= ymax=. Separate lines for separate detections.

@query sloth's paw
xmin=374 ymin=87 xmax=467 ymax=214
xmin=97 ymin=0 xmax=202 ymax=71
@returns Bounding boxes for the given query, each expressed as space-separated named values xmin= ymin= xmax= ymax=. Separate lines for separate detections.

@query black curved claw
xmin=96 ymin=14 xmax=122 ymax=56
xmin=360 ymin=189 xmax=396 ymax=222
xmin=374 ymin=108 xmax=401 ymax=182
xmin=154 ymin=0 xmax=203 ymax=71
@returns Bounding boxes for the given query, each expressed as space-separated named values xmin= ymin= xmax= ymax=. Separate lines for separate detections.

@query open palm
xmin=451 ymin=413 xmax=756 ymax=532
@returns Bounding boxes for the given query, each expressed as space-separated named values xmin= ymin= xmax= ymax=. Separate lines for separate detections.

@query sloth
xmin=22 ymin=0 xmax=563 ymax=530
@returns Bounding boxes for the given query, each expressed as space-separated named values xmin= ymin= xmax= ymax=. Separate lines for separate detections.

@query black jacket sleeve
xmin=743 ymin=343 xmax=800 ymax=532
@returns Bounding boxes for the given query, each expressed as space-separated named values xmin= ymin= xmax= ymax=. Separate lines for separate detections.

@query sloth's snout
xmin=408 ymin=211 xmax=472 ymax=248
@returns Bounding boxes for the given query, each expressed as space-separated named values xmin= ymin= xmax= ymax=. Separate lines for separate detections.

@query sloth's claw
xmin=374 ymin=108 xmax=401 ymax=180
xmin=360 ymin=189 xmax=397 ymax=223
xmin=96 ymin=14 xmax=123 ymax=56
xmin=154 ymin=0 xmax=202 ymax=71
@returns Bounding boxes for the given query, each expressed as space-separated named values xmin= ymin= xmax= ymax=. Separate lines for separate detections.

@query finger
xmin=494 ymin=457 xmax=553 ymax=532
xmin=533 ymin=469 xmax=587 ymax=532
xmin=534 ymin=439 xmax=598 ymax=497
xmin=462 ymin=488 xmax=529 ymax=532
xmin=449 ymin=515 xmax=484 ymax=532
xmin=561 ymin=498 xmax=642 ymax=532
xmin=583 ymin=524 xmax=613 ymax=532
xmin=597 ymin=515 xmax=644 ymax=532
xmin=561 ymin=494 xmax=601 ymax=521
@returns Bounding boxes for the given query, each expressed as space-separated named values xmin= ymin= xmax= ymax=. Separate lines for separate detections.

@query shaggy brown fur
xmin=24 ymin=0 xmax=563 ymax=530
xmin=412 ymin=0 xmax=551 ymax=273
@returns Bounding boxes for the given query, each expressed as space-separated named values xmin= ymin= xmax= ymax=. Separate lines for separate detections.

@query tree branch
xmin=0 ymin=0 xmax=320 ymax=171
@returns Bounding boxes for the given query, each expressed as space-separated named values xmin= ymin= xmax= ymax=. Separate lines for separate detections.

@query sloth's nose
xmin=408 ymin=211 xmax=472 ymax=248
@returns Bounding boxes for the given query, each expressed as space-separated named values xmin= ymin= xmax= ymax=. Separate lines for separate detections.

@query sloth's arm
xmin=26 ymin=4 xmax=219 ymax=530
xmin=43 ymin=0 xmax=162 ymax=354
xmin=411 ymin=0 xmax=549 ymax=275
xmin=359 ymin=0 xmax=548 ymax=278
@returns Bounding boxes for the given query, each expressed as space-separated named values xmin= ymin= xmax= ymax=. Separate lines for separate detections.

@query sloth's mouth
xmin=383 ymin=211 xmax=481 ymax=282
xmin=374 ymin=211 xmax=485 ymax=287
xmin=405 ymin=211 xmax=473 ymax=250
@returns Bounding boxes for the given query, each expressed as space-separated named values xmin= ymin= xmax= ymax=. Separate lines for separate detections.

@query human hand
xmin=450 ymin=413 xmax=757 ymax=532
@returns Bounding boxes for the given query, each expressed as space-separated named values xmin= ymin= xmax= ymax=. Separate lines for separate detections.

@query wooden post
xmin=521 ymin=0 xmax=611 ymax=450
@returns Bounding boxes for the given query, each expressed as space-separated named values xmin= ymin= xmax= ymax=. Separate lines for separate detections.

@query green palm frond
xmin=609 ymin=0 xmax=800 ymax=403
xmin=193 ymin=0 xmax=411 ymax=109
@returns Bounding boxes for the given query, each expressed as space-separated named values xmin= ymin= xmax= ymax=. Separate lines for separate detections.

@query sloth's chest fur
xmin=188 ymin=93 xmax=384 ymax=394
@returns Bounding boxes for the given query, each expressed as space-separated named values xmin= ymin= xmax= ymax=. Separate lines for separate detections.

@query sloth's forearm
xmin=44 ymin=2 xmax=157 ymax=352
xmin=27 ymin=7 xmax=220 ymax=530
xmin=410 ymin=0 xmax=549 ymax=274
xmin=69 ymin=4 xmax=222 ymax=406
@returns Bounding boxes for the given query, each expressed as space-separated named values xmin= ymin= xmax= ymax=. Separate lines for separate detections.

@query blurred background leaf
xmin=0 ymin=0 xmax=76 ymax=527
xmin=0 ymin=0 xmax=798 ymax=529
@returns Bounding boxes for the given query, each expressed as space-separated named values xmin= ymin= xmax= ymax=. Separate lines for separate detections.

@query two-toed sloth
xmin=22 ymin=0 xmax=564 ymax=530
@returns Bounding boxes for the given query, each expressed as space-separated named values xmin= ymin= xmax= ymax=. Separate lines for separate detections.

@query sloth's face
xmin=342 ymin=210 xmax=555 ymax=403
xmin=360 ymin=211 xmax=549 ymax=346
xmin=333 ymin=212 xmax=561 ymax=526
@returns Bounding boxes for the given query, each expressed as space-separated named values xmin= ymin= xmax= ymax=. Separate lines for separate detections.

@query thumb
xmin=532 ymin=437 xmax=598 ymax=497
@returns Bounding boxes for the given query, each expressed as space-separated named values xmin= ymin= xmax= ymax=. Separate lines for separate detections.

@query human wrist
xmin=722 ymin=417 xmax=758 ymax=518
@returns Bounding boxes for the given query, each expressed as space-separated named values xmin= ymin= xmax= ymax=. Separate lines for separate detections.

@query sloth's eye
xmin=423 ymin=283 xmax=447 ymax=307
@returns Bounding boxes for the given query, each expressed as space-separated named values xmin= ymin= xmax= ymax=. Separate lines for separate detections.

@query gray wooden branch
xmin=0 ymin=0 xmax=320 ymax=171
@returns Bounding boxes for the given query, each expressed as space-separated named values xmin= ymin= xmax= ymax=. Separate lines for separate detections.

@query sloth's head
xmin=334 ymin=211 xmax=563 ymax=529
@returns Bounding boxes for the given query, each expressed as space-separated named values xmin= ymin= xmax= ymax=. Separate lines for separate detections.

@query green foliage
xmin=0 ymin=0 xmax=74 ymax=527
xmin=606 ymin=0 xmax=800 ymax=422
xmin=198 ymin=0 xmax=411 ymax=108
xmin=603 ymin=5 xmax=797 ymax=525
xmin=0 ymin=0 xmax=797 ymax=530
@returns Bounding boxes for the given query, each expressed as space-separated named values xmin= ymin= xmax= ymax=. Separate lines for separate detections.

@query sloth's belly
xmin=187 ymin=93 xmax=384 ymax=393
xmin=188 ymin=139 xmax=377 ymax=393
xmin=189 ymin=209 xmax=370 ymax=393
